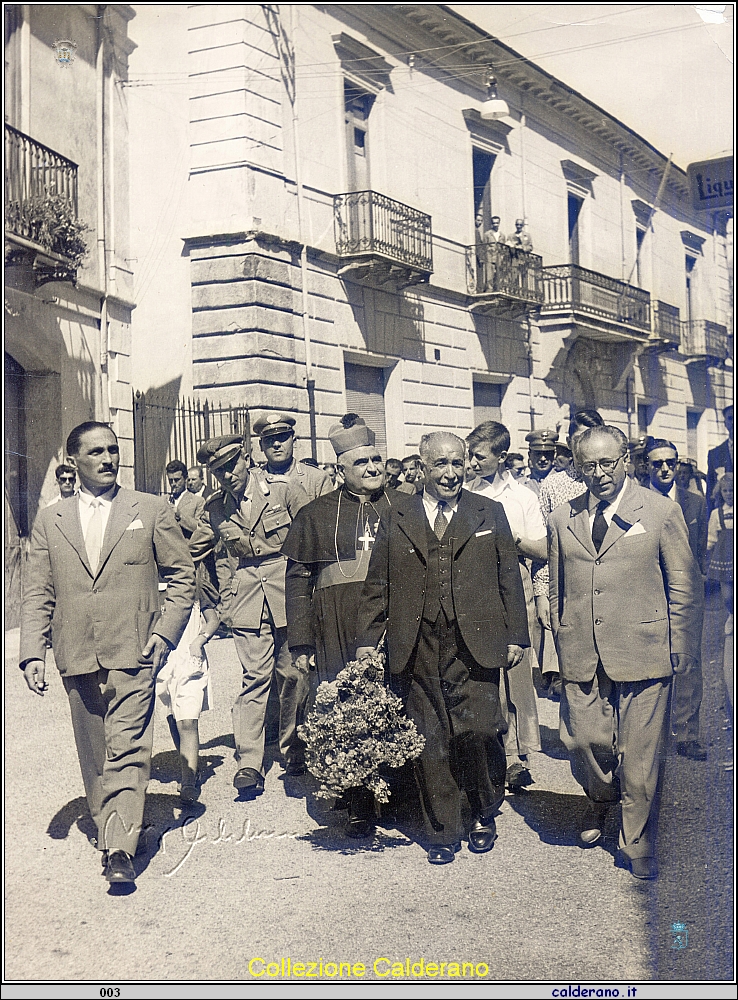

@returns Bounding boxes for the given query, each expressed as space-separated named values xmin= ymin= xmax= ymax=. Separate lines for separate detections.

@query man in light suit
xmin=20 ymin=422 xmax=195 ymax=884
xmin=549 ymin=425 xmax=703 ymax=879
xmin=166 ymin=459 xmax=205 ymax=540
xmin=356 ymin=432 xmax=529 ymax=865
xmin=646 ymin=438 xmax=708 ymax=761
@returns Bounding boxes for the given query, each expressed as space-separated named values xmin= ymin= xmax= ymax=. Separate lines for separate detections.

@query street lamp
xmin=480 ymin=73 xmax=510 ymax=120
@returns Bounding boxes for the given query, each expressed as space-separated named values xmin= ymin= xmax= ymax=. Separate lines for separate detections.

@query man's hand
xmin=23 ymin=659 xmax=48 ymax=696
xmin=293 ymin=653 xmax=312 ymax=675
xmin=535 ymin=596 xmax=551 ymax=630
xmin=671 ymin=653 xmax=698 ymax=675
xmin=141 ymin=634 xmax=172 ymax=674
xmin=506 ymin=645 xmax=524 ymax=668
xmin=355 ymin=646 xmax=375 ymax=661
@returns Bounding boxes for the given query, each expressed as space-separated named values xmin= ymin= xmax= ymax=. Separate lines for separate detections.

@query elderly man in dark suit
xmin=646 ymin=438 xmax=708 ymax=761
xmin=355 ymin=431 xmax=529 ymax=865
xmin=20 ymin=422 xmax=195 ymax=885
xmin=549 ymin=426 xmax=703 ymax=880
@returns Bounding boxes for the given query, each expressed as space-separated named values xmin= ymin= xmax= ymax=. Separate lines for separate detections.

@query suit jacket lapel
xmin=397 ymin=495 xmax=429 ymax=563
xmin=96 ymin=489 xmax=139 ymax=578
xmin=450 ymin=490 xmax=485 ymax=556
xmin=566 ymin=492 xmax=597 ymax=557
xmin=597 ymin=479 xmax=644 ymax=558
xmin=54 ymin=498 xmax=92 ymax=575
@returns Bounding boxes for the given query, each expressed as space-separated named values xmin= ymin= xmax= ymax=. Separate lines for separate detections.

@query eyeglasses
xmin=580 ymin=457 xmax=623 ymax=476
xmin=649 ymin=458 xmax=677 ymax=470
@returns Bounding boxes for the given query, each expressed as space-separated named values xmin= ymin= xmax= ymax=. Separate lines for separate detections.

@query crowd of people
xmin=19 ymin=403 xmax=732 ymax=885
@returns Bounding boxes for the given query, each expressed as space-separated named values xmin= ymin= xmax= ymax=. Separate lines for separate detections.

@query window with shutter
xmin=344 ymin=362 xmax=387 ymax=459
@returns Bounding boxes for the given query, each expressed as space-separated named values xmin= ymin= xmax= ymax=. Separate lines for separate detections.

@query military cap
xmin=329 ymin=415 xmax=375 ymax=457
xmin=525 ymin=428 xmax=558 ymax=451
xmin=253 ymin=411 xmax=296 ymax=439
xmin=555 ymin=442 xmax=572 ymax=458
xmin=196 ymin=434 xmax=243 ymax=471
xmin=628 ymin=434 xmax=649 ymax=454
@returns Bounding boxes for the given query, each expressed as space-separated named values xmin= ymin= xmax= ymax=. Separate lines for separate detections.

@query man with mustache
xmin=20 ymin=421 xmax=195 ymax=885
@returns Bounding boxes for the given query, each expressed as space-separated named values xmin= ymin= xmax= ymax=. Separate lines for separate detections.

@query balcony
xmin=539 ymin=264 xmax=651 ymax=343
xmin=5 ymin=123 xmax=82 ymax=285
xmin=333 ymin=190 xmax=432 ymax=288
xmin=651 ymin=300 xmax=682 ymax=347
xmin=465 ymin=242 xmax=543 ymax=316
xmin=681 ymin=319 xmax=730 ymax=361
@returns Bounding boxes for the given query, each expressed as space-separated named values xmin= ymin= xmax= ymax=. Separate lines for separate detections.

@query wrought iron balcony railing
xmin=653 ymin=300 xmax=681 ymax=344
xmin=681 ymin=319 xmax=730 ymax=360
xmin=465 ymin=242 xmax=544 ymax=304
xmin=334 ymin=190 xmax=433 ymax=274
xmin=541 ymin=264 xmax=651 ymax=334
xmin=5 ymin=123 xmax=79 ymax=251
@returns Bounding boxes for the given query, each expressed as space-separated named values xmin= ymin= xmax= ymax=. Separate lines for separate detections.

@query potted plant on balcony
xmin=25 ymin=192 xmax=89 ymax=267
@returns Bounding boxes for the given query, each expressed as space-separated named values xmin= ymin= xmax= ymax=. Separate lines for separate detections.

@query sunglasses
xmin=649 ymin=458 xmax=677 ymax=470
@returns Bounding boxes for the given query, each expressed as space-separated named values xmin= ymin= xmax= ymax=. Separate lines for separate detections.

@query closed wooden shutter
xmin=473 ymin=381 xmax=502 ymax=427
xmin=344 ymin=362 xmax=387 ymax=459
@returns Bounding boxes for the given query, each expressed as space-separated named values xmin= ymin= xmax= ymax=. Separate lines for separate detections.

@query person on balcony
xmin=507 ymin=218 xmax=534 ymax=252
xmin=475 ymin=211 xmax=506 ymax=293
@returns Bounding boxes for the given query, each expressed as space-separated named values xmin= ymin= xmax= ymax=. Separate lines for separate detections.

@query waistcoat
xmin=422 ymin=518 xmax=456 ymax=622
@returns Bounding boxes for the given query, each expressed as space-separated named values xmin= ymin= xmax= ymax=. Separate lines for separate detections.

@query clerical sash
xmin=315 ymin=547 xmax=372 ymax=590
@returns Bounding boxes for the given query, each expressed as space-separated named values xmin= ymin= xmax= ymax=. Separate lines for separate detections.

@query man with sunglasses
xmin=548 ymin=426 xmax=703 ymax=880
xmin=47 ymin=464 xmax=77 ymax=505
xmin=647 ymin=438 xmax=708 ymax=762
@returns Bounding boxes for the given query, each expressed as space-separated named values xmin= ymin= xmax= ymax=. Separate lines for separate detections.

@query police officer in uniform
xmin=523 ymin=428 xmax=559 ymax=498
xmin=190 ymin=435 xmax=310 ymax=792
xmin=254 ymin=412 xmax=333 ymax=501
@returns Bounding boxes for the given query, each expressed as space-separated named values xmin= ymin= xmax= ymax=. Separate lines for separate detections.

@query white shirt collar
xmin=78 ymin=484 xmax=117 ymax=507
xmin=588 ymin=479 xmax=626 ymax=524
xmin=422 ymin=489 xmax=460 ymax=527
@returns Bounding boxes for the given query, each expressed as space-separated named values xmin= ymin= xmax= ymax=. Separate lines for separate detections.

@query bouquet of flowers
xmin=298 ymin=650 xmax=425 ymax=803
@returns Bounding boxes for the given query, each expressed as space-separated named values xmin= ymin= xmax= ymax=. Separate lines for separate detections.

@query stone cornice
xmin=331 ymin=3 xmax=689 ymax=201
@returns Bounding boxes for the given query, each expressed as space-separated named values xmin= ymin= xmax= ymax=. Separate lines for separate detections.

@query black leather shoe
xmin=506 ymin=761 xmax=532 ymax=790
xmin=233 ymin=767 xmax=264 ymax=792
xmin=285 ymin=759 xmax=307 ymax=777
xmin=630 ymin=857 xmax=658 ymax=880
xmin=676 ymin=740 xmax=708 ymax=761
xmin=428 ymin=842 xmax=462 ymax=864
xmin=580 ymin=801 xmax=610 ymax=845
xmin=103 ymin=850 xmax=136 ymax=883
xmin=468 ymin=817 xmax=497 ymax=853
xmin=180 ymin=780 xmax=200 ymax=804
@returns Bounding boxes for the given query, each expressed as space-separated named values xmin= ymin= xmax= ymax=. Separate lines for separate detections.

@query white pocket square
xmin=475 ymin=529 xmax=493 ymax=537
xmin=126 ymin=519 xmax=144 ymax=531
xmin=624 ymin=522 xmax=646 ymax=536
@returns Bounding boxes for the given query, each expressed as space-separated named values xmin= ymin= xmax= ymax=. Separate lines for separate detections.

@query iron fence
xmin=465 ymin=242 xmax=544 ymax=303
xmin=5 ymin=123 xmax=78 ymax=248
xmin=541 ymin=264 xmax=651 ymax=333
xmin=334 ymin=190 xmax=433 ymax=273
xmin=133 ymin=392 xmax=250 ymax=495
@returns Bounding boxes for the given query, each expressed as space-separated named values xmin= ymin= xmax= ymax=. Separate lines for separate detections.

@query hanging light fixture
xmin=480 ymin=72 xmax=509 ymax=120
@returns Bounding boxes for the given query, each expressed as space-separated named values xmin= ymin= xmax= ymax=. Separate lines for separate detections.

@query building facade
xmin=127 ymin=3 xmax=732 ymax=470
xmin=4 ymin=4 xmax=136 ymax=624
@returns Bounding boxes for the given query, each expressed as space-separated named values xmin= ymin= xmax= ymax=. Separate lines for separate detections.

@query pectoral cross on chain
xmin=358 ymin=516 xmax=375 ymax=551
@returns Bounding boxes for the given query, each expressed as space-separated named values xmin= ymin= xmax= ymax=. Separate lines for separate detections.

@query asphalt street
xmin=4 ymin=588 xmax=733 ymax=985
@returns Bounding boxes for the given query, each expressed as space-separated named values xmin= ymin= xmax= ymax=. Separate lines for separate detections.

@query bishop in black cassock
xmin=281 ymin=414 xmax=395 ymax=836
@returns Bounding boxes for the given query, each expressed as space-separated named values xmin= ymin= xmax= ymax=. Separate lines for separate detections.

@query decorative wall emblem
xmin=53 ymin=40 xmax=77 ymax=68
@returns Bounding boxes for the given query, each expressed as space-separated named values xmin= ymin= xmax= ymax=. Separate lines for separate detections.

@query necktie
xmin=434 ymin=500 xmax=449 ymax=540
xmin=86 ymin=498 xmax=103 ymax=573
xmin=592 ymin=500 xmax=609 ymax=552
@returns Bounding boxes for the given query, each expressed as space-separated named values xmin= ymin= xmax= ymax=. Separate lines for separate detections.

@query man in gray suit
xmin=548 ymin=425 xmax=703 ymax=879
xmin=646 ymin=438 xmax=708 ymax=761
xmin=166 ymin=459 xmax=205 ymax=540
xmin=20 ymin=422 xmax=195 ymax=884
